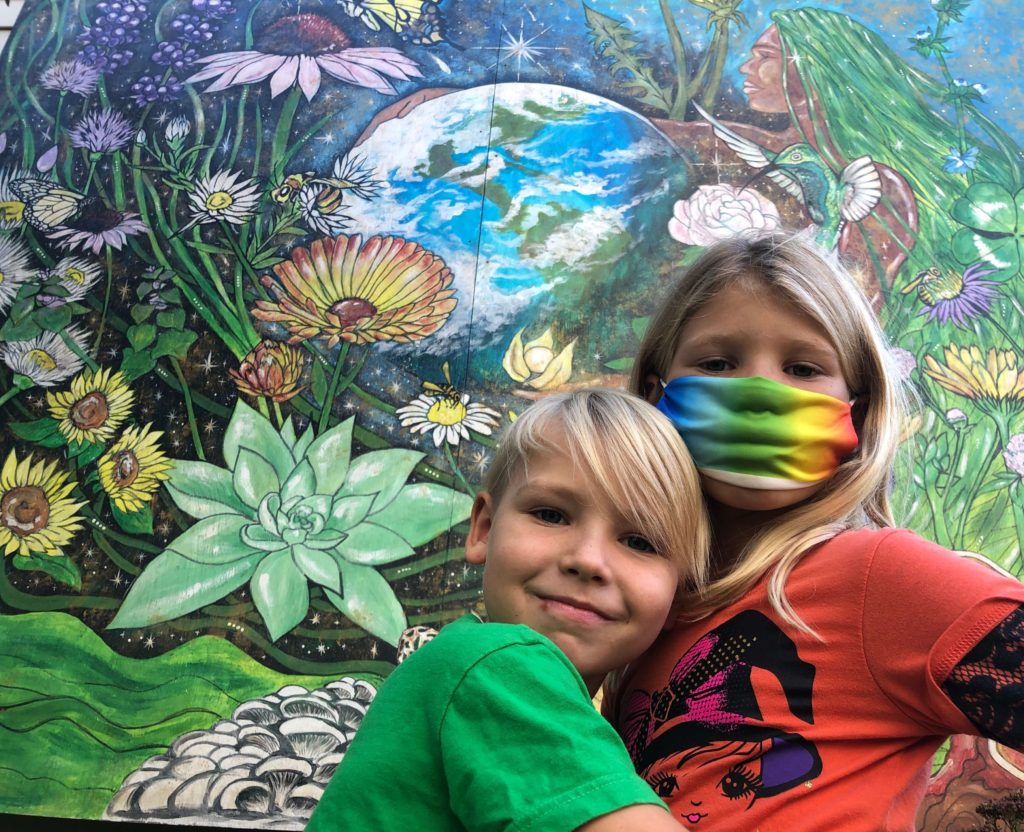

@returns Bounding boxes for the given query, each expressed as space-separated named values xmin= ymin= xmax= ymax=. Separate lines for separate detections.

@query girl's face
xmin=655 ymin=280 xmax=852 ymax=511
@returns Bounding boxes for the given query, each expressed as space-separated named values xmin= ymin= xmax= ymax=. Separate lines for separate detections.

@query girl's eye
xmin=786 ymin=363 xmax=821 ymax=379
xmin=623 ymin=534 xmax=657 ymax=554
xmin=719 ymin=764 xmax=763 ymax=800
xmin=696 ymin=357 xmax=734 ymax=373
xmin=531 ymin=507 xmax=566 ymax=525
xmin=647 ymin=771 xmax=679 ymax=798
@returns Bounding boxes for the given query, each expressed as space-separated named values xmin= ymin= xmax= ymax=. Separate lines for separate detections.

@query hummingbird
xmin=693 ymin=103 xmax=882 ymax=250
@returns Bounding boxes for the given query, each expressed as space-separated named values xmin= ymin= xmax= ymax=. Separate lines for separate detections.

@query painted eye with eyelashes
xmin=719 ymin=764 xmax=763 ymax=801
xmin=647 ymin=770 xmax=679 ymax=798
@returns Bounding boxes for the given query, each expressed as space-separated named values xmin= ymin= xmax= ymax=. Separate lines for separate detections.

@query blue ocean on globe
xmin=346 ymin=82 xmax=690 ymax=383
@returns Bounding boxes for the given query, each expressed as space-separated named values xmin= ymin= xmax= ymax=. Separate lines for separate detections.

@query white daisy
xmin=44 ymin=256 xmax=102 ymax=303
xmin=397 ymin=391 xmax=500 ymax=447
xmin=184 ymin=169 xmax=260 ymax=230
xmin=0 ymin=234 xmax=35 ymax=313
xmin=1 ymin=326 xmax=91 ymax=387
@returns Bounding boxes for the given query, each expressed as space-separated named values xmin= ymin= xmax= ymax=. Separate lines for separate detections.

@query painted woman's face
xmin=739 ymin=26 xmax=788 ymax=113
xmin=642 ymin=741 xmax=767 ymax=825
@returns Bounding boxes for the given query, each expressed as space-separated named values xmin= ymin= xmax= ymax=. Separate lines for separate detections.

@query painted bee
xmin=423 ymin=361 xmax=462 ymax=401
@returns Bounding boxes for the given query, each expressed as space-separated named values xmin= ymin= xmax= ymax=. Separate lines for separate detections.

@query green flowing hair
xmin=772 ymin=8 xmax=1023 ymax=293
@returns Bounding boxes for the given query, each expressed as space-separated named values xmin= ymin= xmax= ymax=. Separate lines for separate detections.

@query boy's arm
xmin=578 ymin=804 xmax=682 ymax=831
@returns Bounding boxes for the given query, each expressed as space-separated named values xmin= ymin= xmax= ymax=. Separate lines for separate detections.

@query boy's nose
xmin=560 ymin=536 xmax=612 ymax=583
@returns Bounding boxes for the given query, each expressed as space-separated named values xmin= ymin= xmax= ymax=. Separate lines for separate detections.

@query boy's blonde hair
xmin=485 ymin=388 xmax=709 ymax=591
xmin=630 ymin=234 xmax=906 ymax=631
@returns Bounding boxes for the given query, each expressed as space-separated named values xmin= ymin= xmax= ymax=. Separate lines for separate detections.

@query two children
xmin=612 ymin=234 xmax=1024 ymax=829
xmin=307 ymin=388 xmax=710 ymax=831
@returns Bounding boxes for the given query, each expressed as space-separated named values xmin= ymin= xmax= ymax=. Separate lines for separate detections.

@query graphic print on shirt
xmin=622 ymin=611 xmax=821 ymax=825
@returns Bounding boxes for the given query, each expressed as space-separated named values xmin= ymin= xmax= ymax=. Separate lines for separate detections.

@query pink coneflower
xmin=47 ymin=198 xmax=148 ymax=254
xmin=185 ymin=13 xmax=421 ymax=101
xmin=41 ymin=59 xmax=101 ymax=97
xmin=69 ymin=109 xmax=136 ymax=154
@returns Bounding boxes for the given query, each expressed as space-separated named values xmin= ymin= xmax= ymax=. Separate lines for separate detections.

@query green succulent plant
xmin=110 ymin=400 xmax=472 ymax=645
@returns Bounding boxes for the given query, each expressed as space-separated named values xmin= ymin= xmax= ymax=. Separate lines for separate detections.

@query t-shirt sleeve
xmin=861 ymin=530 xmax=1024 ymax=735
xmin=439 ymin=641 xmax=663 ymax=832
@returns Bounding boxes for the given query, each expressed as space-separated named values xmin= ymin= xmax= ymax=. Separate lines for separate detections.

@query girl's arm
xmin=941 ymin=603 xmax=1024 ymax=750
xmin=579 ymin=804 xmax=684 ymax=831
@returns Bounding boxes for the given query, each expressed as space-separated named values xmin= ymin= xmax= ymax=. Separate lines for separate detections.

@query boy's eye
xmin=623 ymin=534 xmax=656 ymax=554
xmin=531 ymin=507 xmax=566 ymax=525
xmin=696 ymin=357 xmax=733 ymax=373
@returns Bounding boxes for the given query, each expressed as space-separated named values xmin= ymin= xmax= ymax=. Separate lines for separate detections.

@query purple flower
xmin=78 ymin=1 xmax=148 ymax=72
xmin=152 ymin=39 xmax=199 ymax=69
xmin=40 ymin=59 xmax=100 ymax=96
xmin=171 ymin=14 xmax=215 ymax=43
xmin=46 ymin=198 xmax=147 ymax=254
xmin=191 ymin=0 xmax=235 ymax=20
xmin=913 ymin=263 xmax=1000 ymax=327
xmin=130 ymin=75 xmax=184 ymax=107
xmin=943 ymin=146 xmax=979 ymax=174
xmin=69 ymin=109 xmax=136 ymax=154
xmin=1005 ymin=434 xmax=1024 ymax=479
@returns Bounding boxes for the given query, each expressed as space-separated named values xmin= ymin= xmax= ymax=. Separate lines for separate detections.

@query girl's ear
xmin=643 ymin=373 xmax=663 ymax=405
xmin=465 ymin=492 xmax=494 ymax=565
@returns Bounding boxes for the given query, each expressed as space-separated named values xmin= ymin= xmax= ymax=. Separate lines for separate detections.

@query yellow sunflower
xmin=46 ymin=366 xmax=135 ymax=445
xmin=253 ymin=234 xmax=457 ymax=348
xmin=0 ymin=450 xmax=85 ymax=557
xmin=98 ymin=424 xmax=174 ymax=513
xmin=924 ymin=345 xmax=1024 ymax=413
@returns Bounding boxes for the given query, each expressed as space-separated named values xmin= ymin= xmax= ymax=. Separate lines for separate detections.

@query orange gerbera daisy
xmin=253 ymin=234 xmax=457 ymax=348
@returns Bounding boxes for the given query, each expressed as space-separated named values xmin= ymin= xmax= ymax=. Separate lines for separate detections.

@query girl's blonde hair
xmin=485 ymin=387 xmax=710 ymax=591
xmin=630 ymin=234 xmax=906 ymax=631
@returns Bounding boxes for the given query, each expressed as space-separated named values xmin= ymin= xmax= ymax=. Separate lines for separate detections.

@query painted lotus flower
xmin=109 ymin=401 xmax=472 ymax=644
xmin=1 ymin=326 xmax=91 ymax=387
xmin=668 ymin=184 xmax=781 ymax=246
xmin=185 ymin=13 xmax=422 ymax=101
xmin=253 ymin=234 xmax=457 ymax=348
xmin=908 ymin=263 xmax=999 ymax=327
xmin=502 ymin=327 xmax=575 ymax=390
xmin=46 ymin=367 xmax=135 ymax=445
xmin=924 ymin=345 xmax=1024 ymax=414
xmin=0 ymin=450 xmax=84 ymax=558
xmin=229 ymin=340 xmax=306 ymax=402
xmin=98 ymin=424 xmax=174 ymax=513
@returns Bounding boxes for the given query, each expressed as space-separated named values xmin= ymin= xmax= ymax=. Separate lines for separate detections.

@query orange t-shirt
xmin=606 ymin=528 xmax=1024 ymax=831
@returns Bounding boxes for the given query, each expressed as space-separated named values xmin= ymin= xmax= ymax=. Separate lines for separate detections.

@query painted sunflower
xmin=47 ymin=367 xmax=135 ymax=445
xmin=97 ymin=424 xmax=174 ymax=513
xmin=0 ymin=450 xmax=85 ymax=558
xmin=253 ymin=234 xmax=457 ymax=347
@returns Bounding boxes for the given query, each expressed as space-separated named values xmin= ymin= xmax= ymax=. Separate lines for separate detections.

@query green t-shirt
xmin=306 ymin=615 xmax=662 ymax=831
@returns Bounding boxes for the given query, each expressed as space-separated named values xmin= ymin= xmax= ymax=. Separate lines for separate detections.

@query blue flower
xmin=943 ymin=146 xmax=979 ymax=174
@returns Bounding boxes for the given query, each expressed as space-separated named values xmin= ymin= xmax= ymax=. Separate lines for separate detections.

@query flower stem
xmin=170 ymin=357 xmax=206 ymax=460
xmin=93 ymin=246 xmax=113 ymax=352
xmin=659 ymin=0 xmax=689 ymax=118
xmin=270 ymin=86 xmax=302 ymax=184
xmin=444 ymin=443 xmax=475 ymax=498
xmin=319 ymin=342 xmax=350 ymax=433
xmin=271 ymin=399 xmax=284 ymax=429
xmin=61 ymin=327 xmax=98 ymax=372
xmin=217 ymin=219 xmax=262 ymax=349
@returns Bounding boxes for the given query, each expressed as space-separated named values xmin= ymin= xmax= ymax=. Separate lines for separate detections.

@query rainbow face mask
xmin=656 ymin=375 xmax=858 ymax=491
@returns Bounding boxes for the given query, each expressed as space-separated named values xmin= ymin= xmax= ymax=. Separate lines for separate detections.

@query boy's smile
xmin=466 ymin=434 xmax=680 ymax=694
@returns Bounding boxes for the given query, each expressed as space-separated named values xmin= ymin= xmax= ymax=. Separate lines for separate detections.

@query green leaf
xmin=281 ymin=459 xmax=316 ymax=504
xmin=306 ymin=417 xmax=354 ymax=495
xmin=326 ymin=494 xmax=374 ymax=533
xmin=951 ymin=227 xmax=1021 ymax=272
xmin=127 ymin=323 xmax=157 ymax=350
xmin=130 ymin=304 xmax=155 ymax=324
xmin=151 ymin=329 xmax=198 ymax=360
xmin=293 ymin=424 xmax=315 ymax=460
xmin=310 ymin=359 xmax=328 ymax=404
xmin=109 ymin=550 xmax=261 ymax=629
xmin=338 ymin=449 xmax=425 ymax=511
xmin=9 ymin=418 xmax=62 ymax=443
xmin=327 ymin=563 xmax=406 ymax=646
xmin=68 ymin=440 xmax=105 ymax=466
xmin=950 ymin=182 xmax=1016 ymax=232
xmin=604 ymin=357 xmax=633 ymax=371
xmin=280 ymin=417 xmax=297 ymax=449
xmin=292 ymin=544 xmax=341 ymax=593
xmin=167 ymin=514 xmax=258 ymax=564
xmin=335 ymin=522 xmax=415 ymax=565
xmin=233 ymin=448 xmax=281 ymax=509
xmin=35 ymin=304 xmax=73 ymax=333
xmin=165 ymin=460 xmax=254 ymax=519
xmin=630 ymin=316 xmax=650 ymax=340
xmin=184 ymin=240 xmax=232 ymax=256
xmin=241 ymin=522 xmax=287 ymax=553
xmin=0 ymin=315 xmax=42 ymax=341
xmin=156 ymin=309 xmax=187 ymax=330
xmin=11 ymin=553 xmax=81 ymax=589
xmin=120 ymin=347 xmax=157 ymax=381
xmin=251 ymin=549 xmax=310 ymax=641
xmin=111 ymin=502 xmax=154 ymax=535
xmin=369 ymin=483 xmax=472 ymax=547
xmin=223 ymin=399 xmax=294 ymax=480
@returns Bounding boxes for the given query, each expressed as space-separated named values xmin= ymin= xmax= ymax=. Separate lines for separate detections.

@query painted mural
xmin=0 ymin=0 xmax=1021 ymax=828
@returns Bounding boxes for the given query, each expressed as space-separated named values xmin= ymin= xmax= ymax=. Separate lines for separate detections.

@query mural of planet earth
xmin=346 ymin=82 xmax=690 ymax=382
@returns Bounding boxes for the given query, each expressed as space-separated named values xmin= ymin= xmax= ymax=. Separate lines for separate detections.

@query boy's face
xmin=466 ymin=436 xmax=679 ymax=694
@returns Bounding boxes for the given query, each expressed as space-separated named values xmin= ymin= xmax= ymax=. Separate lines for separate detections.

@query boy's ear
xmin=643 ymin=373 xmax=662 ymax=405
xmin=465 ymin=492 xmax=494 ymax=565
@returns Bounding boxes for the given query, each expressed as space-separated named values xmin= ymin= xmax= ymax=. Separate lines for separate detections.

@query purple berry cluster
xmin=190 ymin=0 xmax=236 ymax=20
xmin=152 ymin=40 xmax=199 ymax=70
xmin=130 ymin=74 xmax=184 ymax=107
xmin=78 ymin=1 xmax=149 ymax=72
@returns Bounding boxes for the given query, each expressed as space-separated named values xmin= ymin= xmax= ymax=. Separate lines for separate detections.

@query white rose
xmin=668 ymin=183 xmax=782 ymax=246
